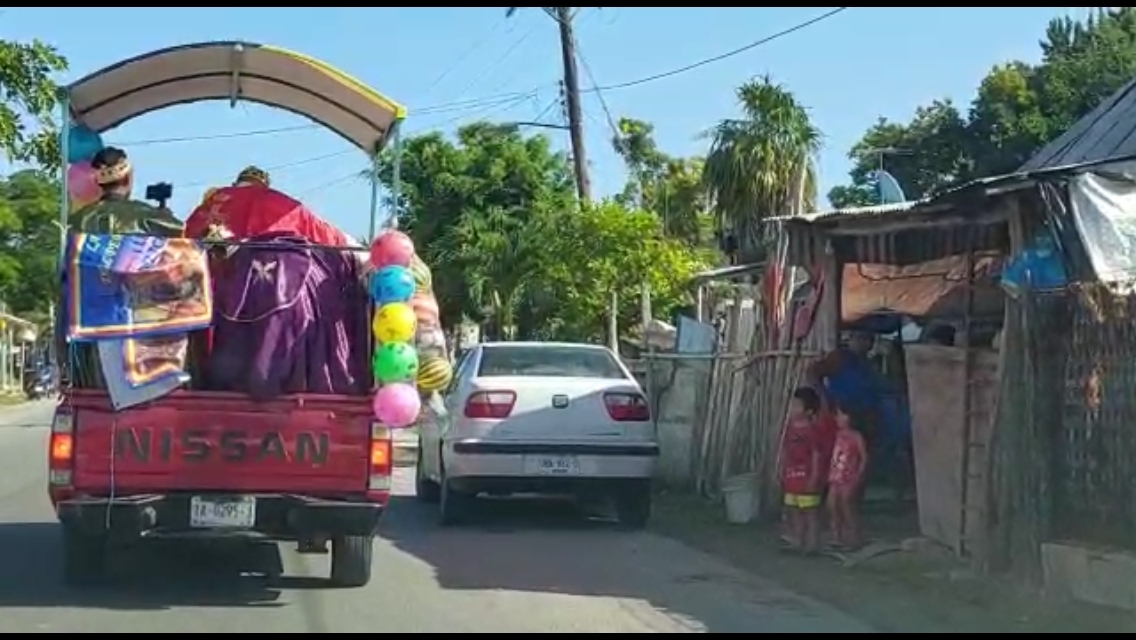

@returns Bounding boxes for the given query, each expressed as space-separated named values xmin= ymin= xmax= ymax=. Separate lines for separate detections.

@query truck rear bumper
xmin=56 ymin=493 xmax=383 ymax=541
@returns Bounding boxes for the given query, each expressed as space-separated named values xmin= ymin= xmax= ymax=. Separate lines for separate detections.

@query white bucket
xmin=722 ymin=473 xmax=761 ymax=524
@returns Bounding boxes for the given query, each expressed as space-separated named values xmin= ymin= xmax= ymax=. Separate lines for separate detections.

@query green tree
xmin=378 ymin=122 xmax=576 ymax=336
xmin=542 ymin=201 xmax=709 ymax=341
xmin=1 ymin=38 xmax=67 ymax=170
xmin=702 ymin=76 xmax=821 ymax=263
xmin=611 ymin=117 xmax=711 ymax=245
xmin=829 ymin=8 xmax=1136 ymax=208
xmin=0 ymin=170 xmax=61 ymax=316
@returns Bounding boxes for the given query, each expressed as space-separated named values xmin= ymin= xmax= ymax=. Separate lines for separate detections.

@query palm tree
xmin=702 ymin=76 xmax=821 ymax=264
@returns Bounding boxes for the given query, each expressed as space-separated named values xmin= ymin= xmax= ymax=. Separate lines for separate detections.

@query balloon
xmin=409 ymin=254 xmax=433 ymax=294
xmin=369 ymin=230 xmax=416 ymax=268
xmin=372 ymin=342 xmax=419 ymax=384
xmin=67 ymin=162 xmax=101 ymax=206
xmin=410 ymin=293 xmax=440 ymax=330
xmin=415 ymin=325 xmax=447 ymax=352
xmin=372 ymin=302 xmax=417 ymax=343
xmin=372 ymin=382 xmax=422 ymax=429
xmin=66 ymin=123 xmax=105 ymax=164
xmin=368 ymin=265 xmax=415 ymax=305
xmin=417 ymin=356 xmax=453 ymax=392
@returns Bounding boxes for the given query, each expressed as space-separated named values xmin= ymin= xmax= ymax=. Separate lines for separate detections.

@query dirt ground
xmin=651 ymin=492 xmax=1136 ymax=633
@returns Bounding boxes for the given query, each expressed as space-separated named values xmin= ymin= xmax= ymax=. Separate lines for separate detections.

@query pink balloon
xmin=67 ymin=161 xmax=101 ymax=205
xmin=372 ymin=382 xmax=422 ymax=428
xmin=369 ymin=230 xmax=416 ymax=268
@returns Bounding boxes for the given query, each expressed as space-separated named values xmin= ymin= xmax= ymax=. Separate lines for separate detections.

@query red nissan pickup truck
xmin=48 ymin=389 xmax=391 ymax=587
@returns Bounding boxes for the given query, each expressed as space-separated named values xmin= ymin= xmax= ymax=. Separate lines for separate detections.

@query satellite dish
xmin=868 ymin=170 xmax=907 ymax=204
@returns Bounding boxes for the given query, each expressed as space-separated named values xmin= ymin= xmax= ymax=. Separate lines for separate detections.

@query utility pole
xmin=555 ymin=6 xmax=592 ymax=203
xmin=507 ymin=7 xmax=591 ymax=203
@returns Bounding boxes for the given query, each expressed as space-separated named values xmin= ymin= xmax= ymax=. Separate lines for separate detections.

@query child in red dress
xmin=827 ymin=403 xmax=869 ymax=549
xmin=780 ymin=387 xmax=825 ymax=554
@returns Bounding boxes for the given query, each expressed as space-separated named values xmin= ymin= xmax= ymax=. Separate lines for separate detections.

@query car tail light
xmin=604 ymin=392 xmax=651 ymax=422
xmin=368 ymin=423 xmax=392 ymax=493
xmin=48 ymin=409 xmax=75 ymax=487
xmin=464 ymin=390 xmax=517 ymax=419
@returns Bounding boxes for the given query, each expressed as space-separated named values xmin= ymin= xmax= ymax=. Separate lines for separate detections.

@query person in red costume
xmin=184 ymin=166 xmax=350 ymax=246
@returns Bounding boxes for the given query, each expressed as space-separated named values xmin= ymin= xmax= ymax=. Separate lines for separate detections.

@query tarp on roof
xmin=841 ymin=255 xmax=1004 ymax=324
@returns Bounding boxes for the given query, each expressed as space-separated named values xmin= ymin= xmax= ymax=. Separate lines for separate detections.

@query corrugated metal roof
xmin=769 ymin=199 xmax=934 ymax=224
xmin=1019 ymin=77 xmax=1136 ymax=173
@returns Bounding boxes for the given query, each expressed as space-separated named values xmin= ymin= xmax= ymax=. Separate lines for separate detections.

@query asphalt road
xmin=0 ymin=401 xmax=870 ymax=633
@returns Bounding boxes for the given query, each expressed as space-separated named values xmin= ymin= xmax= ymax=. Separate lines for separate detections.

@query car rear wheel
xmin=62 ymin=527 xmax=109 ymax=586
xmin=415 ymin=449 xmax=441 ymax=504
xmin=439 ymin=476 xmax=474 ymax=527
xmin=329 ymin=534 xmax=374 ymax=587
xmin=615 ymin=482 xmax=652 ymax=529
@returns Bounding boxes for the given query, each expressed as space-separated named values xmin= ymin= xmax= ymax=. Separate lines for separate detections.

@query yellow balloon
xmin=372 ymin=302 xmax=417 ymax=344
xmin=417 ymin=356 xmax=453 ymax=392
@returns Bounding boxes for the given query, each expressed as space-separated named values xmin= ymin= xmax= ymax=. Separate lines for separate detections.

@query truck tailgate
xmin=67 ymin=391 xmax=372 ymax=496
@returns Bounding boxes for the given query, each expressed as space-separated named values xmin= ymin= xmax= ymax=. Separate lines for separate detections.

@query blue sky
xmin=2 ymin=7 xmax=1094 ymax=240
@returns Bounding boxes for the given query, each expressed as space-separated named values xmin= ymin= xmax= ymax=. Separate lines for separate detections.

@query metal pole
xmin=389 ymin=121 xmax=403 ymax=231
xmin=367 ymin=151 xmax=380 ymax=241
xmin=58 ymin=94 xmax=72 ymax=262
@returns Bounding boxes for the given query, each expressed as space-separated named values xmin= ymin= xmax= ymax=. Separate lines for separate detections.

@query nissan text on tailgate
xmin=50 ymin=390 xmax=391 ymax=587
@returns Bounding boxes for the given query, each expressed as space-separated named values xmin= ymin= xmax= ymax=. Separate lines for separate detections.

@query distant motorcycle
xmin=25 ymin=368 xmax=55 ymax=400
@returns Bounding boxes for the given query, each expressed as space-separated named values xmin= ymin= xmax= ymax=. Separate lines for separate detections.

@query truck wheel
xmin=62 ymin=528 xmax=109 ymax=586
xmin=615 ymin=482 xmax=652 ymax=530
xmin=439 ymin=477 xmax=473 ymax=527
xmin=415 ymin=449 xmax=441 ymax=504
xmin=329 ymin=535 xmax=374 ymax=588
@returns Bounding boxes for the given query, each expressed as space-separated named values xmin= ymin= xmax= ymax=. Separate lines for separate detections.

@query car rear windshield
xmin=478 ymin=346 xmax=626 ymax=379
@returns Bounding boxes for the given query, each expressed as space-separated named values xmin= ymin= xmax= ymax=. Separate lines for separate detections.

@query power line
xmin=109 ymin=9 xmax=847 ymax=149
xmin=110 ymin=90 xmax=543 ymax=147
xmin=420 ymin=15 xmax=508 ymax=96
xmin=585 ymin=7 xmax=849 ymax=93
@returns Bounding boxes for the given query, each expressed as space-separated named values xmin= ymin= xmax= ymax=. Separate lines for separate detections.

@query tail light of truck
xmin=48 ymin=409 xmax=75 ymax=487
xmin=368 ymin=423 xmax=392 ymax=493
xmin=464 ymin=390 xmax=516 ymax=419
xmin=603 ymin=392 xmax=651 ymax=422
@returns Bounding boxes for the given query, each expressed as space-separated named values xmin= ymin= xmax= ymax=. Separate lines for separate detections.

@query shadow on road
xmin=378 ymin=494 xmax=832 ymax=633
xmin=0 ymin=522 xmax=313 ymax=610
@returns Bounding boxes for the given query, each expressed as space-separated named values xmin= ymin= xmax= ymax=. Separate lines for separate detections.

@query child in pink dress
xmin=827 ymin=404 xmax=869 ymax=549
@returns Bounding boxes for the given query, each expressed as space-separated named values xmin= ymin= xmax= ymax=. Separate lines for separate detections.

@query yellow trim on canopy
xmin=67 ymin=41 xmax=406 ymax=154
xmin=258 ymin=45 xmax=407 ymax=120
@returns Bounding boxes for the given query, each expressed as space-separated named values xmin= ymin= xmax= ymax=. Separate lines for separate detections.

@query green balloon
xmin=373 ymin=342 xmax=419 ymax=384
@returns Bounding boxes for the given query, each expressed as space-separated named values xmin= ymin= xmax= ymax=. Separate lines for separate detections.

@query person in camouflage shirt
xmin=61 ymin=146 xmax=187 ymax=387
xmin=67 ymin=146 xmax=183 ymax=237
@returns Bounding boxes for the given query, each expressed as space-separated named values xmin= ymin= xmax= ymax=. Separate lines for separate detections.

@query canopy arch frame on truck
xmin=53 ymin=41 xmax=406 ymax=588
xmin=59 ymin=40 xmax=407 ymax=244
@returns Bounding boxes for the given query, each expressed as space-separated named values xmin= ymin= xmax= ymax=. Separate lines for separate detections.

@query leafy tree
xmin=0 ymin=38 xmax=67 ymax=170
xmin=541 ymin=201 xmax=709 ymax=342
xmin=0 ymin=170 xmax=60 ymax=316
xmin=829 ymin=8 xmax=1136 ymax=208
xmin=611 ymin=117 xmax=711 ymax=246
xmin=379 ymin=122 xmax=709 ymax=342
xmin=378 ymin=122 xmax=575 ymax=336
xmin=702 ymin=76 xmax=821 ymax=263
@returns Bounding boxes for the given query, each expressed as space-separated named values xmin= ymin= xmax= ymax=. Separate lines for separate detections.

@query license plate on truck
xmin=524 ymin=455 xmax=581 ymax=476
xmin=190 ymin=495 xmax=257 ymax=528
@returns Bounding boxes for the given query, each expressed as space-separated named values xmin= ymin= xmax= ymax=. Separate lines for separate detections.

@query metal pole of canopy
xmin=55 ymin=93 xmax=71 ymax=383
xmin=367 ymin=119 xmax=404 ymax=240
xmin=389 ymin=120 xmax=403 ymax=232
xmin=58 ymin=92 xmax=71 ymax=263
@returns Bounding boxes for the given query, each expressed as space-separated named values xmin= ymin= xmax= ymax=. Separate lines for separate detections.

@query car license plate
xmin=524 ymin=455 xmax=581 ymax=476
xmin=189 ymin=495 xmax=256 ymax=528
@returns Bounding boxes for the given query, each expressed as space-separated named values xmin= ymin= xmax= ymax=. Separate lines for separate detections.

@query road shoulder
xmin=650 ymin=492 xmax=1136 ymax=634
